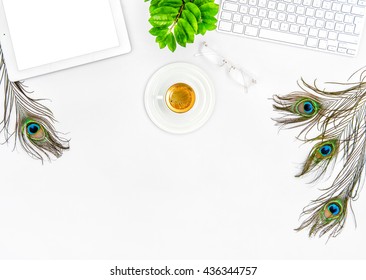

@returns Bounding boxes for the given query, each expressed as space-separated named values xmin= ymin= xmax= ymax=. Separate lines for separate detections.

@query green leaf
xmin=149 ymin=27 xmax=169 ymax=37
xmin=158 ymin=0 xmax=182 ymax=8
xmin=166 ymin=33 xmax=177 ymax=52
xmin=150 ymin=6 xmax=179 ymax=16
xmin=203 ymin=22 xmax=216 ymax=31
xmin=185 ymin=2 xmax=201 ymax=21
xmin=197 ymin=22 xmax=207 ymax=35
xmin=194 ymin=0 xmax=214 ymax=7
xmin=199 ymin=3 xmax=219 ymax=17
xmin=202 ymin=16 xmax=218 ymax=25
xmin=174 ymin=23 xmax=187 ymax=47
xmin=149 ymin=15 xmax=174 ymax=27
xmin=179 ymin=18 xmax=195 ymax=43
xmin=182 ymin=10 xmax=198 ymax=33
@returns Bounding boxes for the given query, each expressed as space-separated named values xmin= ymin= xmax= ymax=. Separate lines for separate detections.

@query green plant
xmin=145 ymin=0 xmax=219 ymax=52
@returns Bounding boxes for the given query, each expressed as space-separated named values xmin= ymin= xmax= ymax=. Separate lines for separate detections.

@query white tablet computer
xmin=0 ymin=0 xmax=131 ymax=81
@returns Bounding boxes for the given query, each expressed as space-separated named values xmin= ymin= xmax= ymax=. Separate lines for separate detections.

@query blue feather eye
xmin=27 ymin=123 xmax=40 ymax=135
xmin=303 ymin=101 xmax=314 ymax=114
xmin=324 ymin=201 xmax=343 ymax=220
xmin=328 ymin=203 xmax=340 ymax=216
xmin=319 ymin=144 xmax=332 ymax=157
xmin=294 ymin=99 xmax=319 ymax=117
xmin=25 ymin=122 xmax=45 ymax=141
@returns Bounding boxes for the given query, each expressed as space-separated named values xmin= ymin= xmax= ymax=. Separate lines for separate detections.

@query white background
xmin=1 ymin=0 xmax=366 ymax=260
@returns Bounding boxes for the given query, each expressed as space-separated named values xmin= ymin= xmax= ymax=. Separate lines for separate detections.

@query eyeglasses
xmin=196 ymin=42 xmax=257 ymax=93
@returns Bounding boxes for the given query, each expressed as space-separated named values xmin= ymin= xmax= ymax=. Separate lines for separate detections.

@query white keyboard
xmin=217 ymin=0 xmax=366 ymax=56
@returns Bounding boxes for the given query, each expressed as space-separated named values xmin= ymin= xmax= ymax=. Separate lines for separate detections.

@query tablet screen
xmin=2 ymin=0 xmax=120 ymax=70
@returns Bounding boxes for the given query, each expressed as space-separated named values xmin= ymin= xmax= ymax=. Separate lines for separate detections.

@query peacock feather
xmin=0 ymin=46 xmax=69 ymax=161
xmin=273 ymin=70 xmax=366 ymax=238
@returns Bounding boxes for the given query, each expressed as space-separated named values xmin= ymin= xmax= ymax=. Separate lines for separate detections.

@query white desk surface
xmin=1 ymin=1 xmax=366 ymax=259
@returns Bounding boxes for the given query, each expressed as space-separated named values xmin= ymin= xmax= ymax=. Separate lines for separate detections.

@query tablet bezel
xmin=0 ymin=0 xmax=131 ymax=81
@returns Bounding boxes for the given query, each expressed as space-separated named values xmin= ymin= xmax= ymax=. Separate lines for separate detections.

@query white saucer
xmin=144 ymin=62 xmax=215 ymax=134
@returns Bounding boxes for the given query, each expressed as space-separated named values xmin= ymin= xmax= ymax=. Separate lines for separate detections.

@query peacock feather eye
xmin=314 ymin=140 xmax=337 ymax=160
xmin=294 ymin=98 xmax=320 ymax=117
xmin=323 ymin=200 xmax=343 ymax=220
xmin=25 ymin=121 xmax=46 ymax=141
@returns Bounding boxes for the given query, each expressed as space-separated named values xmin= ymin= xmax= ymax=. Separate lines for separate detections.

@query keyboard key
xmin=268 ymin=1 xmax=276 ymax=9
xmin=297 ymin=16 xmax=306 ymax=24
xmin=322 ymin=1 xmax=332 ymax=9
xmin=280 ymin=22 xmax=290 ymax=31
xmin=342 ymin=5 xmax=352 ymax=13
xmin=344 ymin=15 xmax=354 ymax=23
xmin=258 ymin=9 xmax=267 ymax=17
xmin=233 ymin=14 xmax=242 ymax=22
xmin=306 ymin=18 xmax=316 ymax=26
xmin=261 ymin=19 xmax=270 ymax=27
xmin=277 ymin=3 xmax=286 ymax=11
xmin=252 ymin=17 xmax=261 ymax=25
xmin=309 ymin=28 xmax=319 ymax=36
xmin=245 ymin=26 xmax=258 ymax=36
xmin=316 ymin=19 xmax=325 ymax=27
xmin=223 ymin=2 xmax=239 ymax=12
xmin=306 ymin=37 xmax=318 ymax=47
xmin=328 ymin=31 xmax=338 ymax=39
xmin=290 ymin=24 xmax=300 ymax=33
xmin=287 ymin=14 xmax=296 ymax=23
xmin=258 ymin=0 xmax=266 ymax=7
xmin=249 ymin=7 xmax=258 ymax=15
xmin=352 ymin=6 xmax=365 ymax=15
xmin=271 ymin=21 xmax=280 ymax=29
xmin=306 ymin=8 xmax=315 ymax=16
xmin=287 ymin=5 xmax=295 ymax=13
xmin=325 ymin=21 xmax=335 ymax=29
xmin=313 ymin=0 xmax=322 ymax=8
xmin=268 ymin=11 xmax=277 ymax=19
xmin=242 ymin=16 xmax=251 ymax=24
xmin=338 ymin=47 xmax=347 ymax=53
xmin=278 ymin=12 xmax=286 ymax=21
xmin=219 ymin=21 xmax=233 ymax=31
xmin=345 ymin=24 xmax=355 ymax=33
xmin=319 ymin=40 xmax=327 ymax=49
xmin=259 ymin=29 xmax=306 ymax=45
xmin=240 ymin=6 xmax=248 ymax=14
xmin=325 ymin=11 xmax=335 ymax=20
xmin=233 ymin=24 xmax=245 ymax=33
xmin=315 ymin=10 xmax=325 ymax=18
xmin=335 ymin=13 xmax=345 ymax=22
xmin=221 ymin=12 xmax=232 ymax=21
xmin=299 ymin=26 xmax=309 ymax=34
xmin=332 ymin=3 xmax=342 ymax=11
xmin=335 ymin=23 xmax=345 ymax=31
xmin=318 ymin=29 xmax=327 ymax=38
xmin=338 ymin=33 xmax=359 ymax=43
